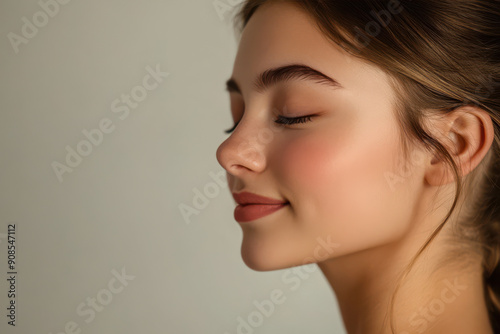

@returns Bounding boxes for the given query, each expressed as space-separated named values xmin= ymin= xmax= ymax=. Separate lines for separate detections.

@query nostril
xmin=229 ymin=163 xmax=251 ymax=173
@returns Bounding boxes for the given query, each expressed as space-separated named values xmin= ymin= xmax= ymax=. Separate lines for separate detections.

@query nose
xmin=216 ymin=117 xmax=268 ymax=176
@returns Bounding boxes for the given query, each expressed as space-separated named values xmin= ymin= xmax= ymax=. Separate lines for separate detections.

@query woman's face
xmin=216 ymin=2 xmax=425 ymax=271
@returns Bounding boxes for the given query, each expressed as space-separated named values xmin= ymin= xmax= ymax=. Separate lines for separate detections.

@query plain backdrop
xmin=0 ymin=0 xmax=346 ymax=333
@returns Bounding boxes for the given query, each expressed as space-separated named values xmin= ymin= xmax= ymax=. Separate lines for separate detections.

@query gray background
xmin=0 ymin=0 xmax=345 ymax=333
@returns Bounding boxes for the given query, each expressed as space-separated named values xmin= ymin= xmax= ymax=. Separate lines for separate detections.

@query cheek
xmin=275 ymin=125 xmax=411 ymax=250
xmin=277 ymin=130 xmax=371 ymax=209
xmin=278 ymin=133 xmax=345 ymax=191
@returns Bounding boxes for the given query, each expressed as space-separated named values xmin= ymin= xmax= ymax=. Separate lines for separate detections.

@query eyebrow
xmin=225 ymin=63 xmax=343 ymax=94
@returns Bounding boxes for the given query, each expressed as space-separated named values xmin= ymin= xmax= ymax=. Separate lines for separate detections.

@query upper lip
xmin=232 ymin=191 xmax=289 ymax=205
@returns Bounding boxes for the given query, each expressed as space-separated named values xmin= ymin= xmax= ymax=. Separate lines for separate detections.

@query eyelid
xmin=274 ymin=114 xmax=313 ymax=125
xmin=224 ymin=114 xmax=315 ymax=134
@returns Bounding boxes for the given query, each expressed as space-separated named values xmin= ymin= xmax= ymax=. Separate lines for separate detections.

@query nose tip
xmin=215 ymin=141 xmax=231 ymax=171
xmin=216 ymin=131 xmax=267 ymax=176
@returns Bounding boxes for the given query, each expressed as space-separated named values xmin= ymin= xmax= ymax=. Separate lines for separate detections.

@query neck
xmin=318 ymin=191 xmax=493 ymax=334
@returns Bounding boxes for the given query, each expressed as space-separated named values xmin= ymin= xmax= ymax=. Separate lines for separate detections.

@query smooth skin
xmin=216 ymin=2 xmax=495 ymax=333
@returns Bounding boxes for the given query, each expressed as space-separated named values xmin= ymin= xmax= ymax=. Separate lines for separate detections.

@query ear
xmin=425 ymin=105 xmax=495 ymax=186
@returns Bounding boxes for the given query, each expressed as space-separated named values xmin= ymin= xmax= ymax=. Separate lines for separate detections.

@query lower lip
xmin=234 ymin=203 xmax=288 ymax=223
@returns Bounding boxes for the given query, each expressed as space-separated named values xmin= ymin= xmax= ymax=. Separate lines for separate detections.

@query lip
xmin=232 ymin=191 xmax=289 ymax=223
xmin=232 ymin=191 xmax=288 ymax=205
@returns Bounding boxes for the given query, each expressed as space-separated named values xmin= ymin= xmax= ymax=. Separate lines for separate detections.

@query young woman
xmin=216 ymin=1 xmax=500 ymax=333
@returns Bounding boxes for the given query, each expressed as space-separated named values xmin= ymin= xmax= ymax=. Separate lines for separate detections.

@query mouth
xmin=231 ymin=191 xmax=289 ymax=223
xmin=234 ymin=202 xmax=289 ymax=223
xmin=232 ymin=191 xmax=288 ymax=206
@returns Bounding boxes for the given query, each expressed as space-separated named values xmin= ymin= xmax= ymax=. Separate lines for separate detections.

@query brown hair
xmin=231 ymin=0 xmax=500 ymax=332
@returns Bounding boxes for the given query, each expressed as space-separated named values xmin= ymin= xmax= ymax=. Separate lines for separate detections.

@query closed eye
xmin=274 ymin=114 xmax=313 ymax=125
xmin=224 ymin=114 xmax=314 ymax=134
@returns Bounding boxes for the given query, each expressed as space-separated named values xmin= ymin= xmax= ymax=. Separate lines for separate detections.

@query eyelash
xmin=224 ymin=115 xmax=313 ymax=134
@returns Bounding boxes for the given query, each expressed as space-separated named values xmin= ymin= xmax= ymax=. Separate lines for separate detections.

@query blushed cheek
xmin=275 ymin=131 xmax=354 ymax=210
xmin=275 ymin=128 xmax=404 ymax=242
xmin=277 ymin=134 xmax=341 ymax=190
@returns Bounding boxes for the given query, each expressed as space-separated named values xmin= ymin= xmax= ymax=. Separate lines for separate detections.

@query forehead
xmin=231 ymin=1 xmax=394 ymax=100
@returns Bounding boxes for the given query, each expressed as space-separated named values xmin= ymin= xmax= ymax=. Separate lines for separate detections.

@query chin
xmin=241 ymin=255 xmax=274 ymax=272
xmin=240 ymin=237 xmax=311 ymax=272
xmin=240 ymin=242 xmax=277 ymax=271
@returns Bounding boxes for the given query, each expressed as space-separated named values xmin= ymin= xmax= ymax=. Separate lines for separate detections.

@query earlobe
xmin=424 ymin=106 xmax=495 ymax=187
